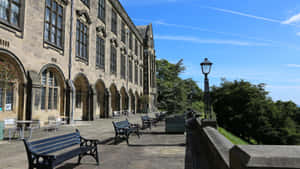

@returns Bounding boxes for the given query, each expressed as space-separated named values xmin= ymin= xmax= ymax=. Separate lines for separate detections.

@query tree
xmin=156 ymin=59 xmax=204 ymax=114
xmin=211 ymin=79 xmax=300 ymax=145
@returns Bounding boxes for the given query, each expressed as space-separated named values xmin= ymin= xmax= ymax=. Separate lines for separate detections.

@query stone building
xmin=0 ymin=0 xmax=157 ymax=124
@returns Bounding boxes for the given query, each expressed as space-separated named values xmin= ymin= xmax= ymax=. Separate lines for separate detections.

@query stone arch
xmin=34 ymin=64 xmax=66 ymax=122
xmin=120 ymin=87 xmax=128 ymax=111
xmin=0 ymin=49 xmax=26 ymax=120
xmin=74 ymin=73 xmax=90 ymax=120
xmin=39 ymin=64 xmax=66 ymax=88
xmin=95 ymin=79 xmax=109 ymax=118
xmin=109 ymin=83 xmax=120 ymax=112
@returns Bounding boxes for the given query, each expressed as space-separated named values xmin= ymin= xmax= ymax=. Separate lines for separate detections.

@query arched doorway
xmin=95 ymin=80 xmax=108 ymax=118
xmin=36 ymin=66 xmax=65 ymax=122
xmin=74 ymin=74 xmax=89 ymax=121
xmin=0 ymin=51 xmax=26 ymax=120
xmin=110 ymin=84 xmax=120 ymax=113
xmin=120 ymin=87 xmax=128 ymax=111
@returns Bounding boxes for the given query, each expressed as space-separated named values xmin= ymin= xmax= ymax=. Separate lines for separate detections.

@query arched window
xmin=0 ymin=60 xmax=17 ymax=112
xmin=40 ymin=70 xmax=60 ymax=110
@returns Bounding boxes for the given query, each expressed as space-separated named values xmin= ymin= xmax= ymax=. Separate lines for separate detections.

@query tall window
xmin=121 ymin=22 xmax=126 ymax=43
xmin=44 ymin=0 xmax=63 ymax=48
xmin=81 ymin=0 xmax=89 ymax=6
xmin=76 ymin=20 xmax=89 ymax=61
xmin=0 ymin=0 xmax=21 ymax=28
xmin=110 ymin=45 xmax=117 ymax=74
xmin=121 ymin=54 xmax=125 ymax=79
xmin=135 ymin=39 xmax=138 ymax=55
xmin=129 ymin=60 xmax=132 ymax=82
xmin=140 ymin=45 xmax=143 ymax=60
xmin=135 ymin=63 xmax=138 ymax=84
xmin=129 ymin=32 xmax=132 ymax=50
xmin=41 ymin=70 xmax=59 ymax=110
xmin=111 ymin=9 xmax=117 ymax=35
xmin=98 ymin=0 xmax=105 ymax=22
xmin=96 ymin=36 xmax=105 ymax=69
xmin=140 ymin=68 xmax=142 ymax=86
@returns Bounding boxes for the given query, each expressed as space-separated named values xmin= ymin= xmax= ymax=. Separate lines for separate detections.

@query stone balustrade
xmin=185 ymin=117 xmax=300 ymax=169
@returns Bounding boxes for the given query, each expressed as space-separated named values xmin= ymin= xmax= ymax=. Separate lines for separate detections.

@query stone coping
xmin=230 ymin=145 xmax=300 ymax=168
xmin=203 ymin=126 xmax=234 ymax=167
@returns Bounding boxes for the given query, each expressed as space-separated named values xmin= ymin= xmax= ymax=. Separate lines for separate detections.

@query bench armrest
xmin=80 ymin=137 xmax=100 ymax=147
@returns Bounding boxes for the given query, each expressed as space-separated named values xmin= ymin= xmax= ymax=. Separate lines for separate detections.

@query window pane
xmin=57 ymin=30 xmax=61 ymax=47
xmin=52 ymin=13 xmax=56 ymax=25
xmin=41 ymin=87 xmax=46 ymax=110
xmin=45 ymin=8 xmax=50 ymax=22
xmin=48 ymin=71 xmax=53 ymax=86
xmin=5 ymin=84 xmax=13 ymax=111
xmin=52 ymin=1 xmax=57 ymax=10
xmin=51 ymin=27 xmax=55 ymax=43
xmin=48 ymin=88 xmax=52 ymax=109
xmin=57 ymin=16 xmax=62 ymax=29
xmin=41 ymin=71 xmax=47 ymax=85
xmin=10 ymin=3 xmax=20 ymax=26
xmin=46 ymin=0 xmax=51 ymax=7
xmin=58 ymin=5 xmax=62 ymax=15
xmin=44 ymin=23 xmax=49 ymax=41
xmin=0 ymin=0 xmax=8 ymax=21
xmin=53 ymin=88 xmax=58 ymax=109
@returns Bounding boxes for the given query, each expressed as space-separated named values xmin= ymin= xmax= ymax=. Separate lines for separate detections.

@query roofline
xmin=108 ymin=0 xmax=143 ymax=42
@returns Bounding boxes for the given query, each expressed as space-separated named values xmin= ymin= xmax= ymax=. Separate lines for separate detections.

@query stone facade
xmin=0 ymin=0 xmax=157 ymax=125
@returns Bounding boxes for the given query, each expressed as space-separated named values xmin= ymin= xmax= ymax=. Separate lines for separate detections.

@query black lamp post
xmin=200 ymin=58 xmax=213 ymax=119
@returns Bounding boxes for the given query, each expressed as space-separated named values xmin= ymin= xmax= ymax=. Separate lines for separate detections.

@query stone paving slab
xmin=0 ymin=113 xmax=186 ymax=169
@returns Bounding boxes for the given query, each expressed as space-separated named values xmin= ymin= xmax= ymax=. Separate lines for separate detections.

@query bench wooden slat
xmin=30 ymin=134 xmax=80 ymax=150
xmin=40 ymin=141 xmax=80 ymax=155
xmin=34 ymin=138 xmax=80 ymax=154
xmin=30 ymin=132 xmax=79 ymax=145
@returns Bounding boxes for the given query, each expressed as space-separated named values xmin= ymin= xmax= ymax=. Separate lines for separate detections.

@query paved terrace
xmin=0 ymin=113 xmax=185 ymax=169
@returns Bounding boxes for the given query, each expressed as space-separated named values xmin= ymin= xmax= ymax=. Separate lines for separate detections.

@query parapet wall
xmin=185 ymin=118 xmax=300 ymax=169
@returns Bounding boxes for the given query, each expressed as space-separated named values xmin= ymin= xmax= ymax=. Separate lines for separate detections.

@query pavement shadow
xmin=56 ymin=163 xmax=78 ymax=169
xmin=128 ymin=143 xmax=186 ymax=147
xmin=56 ymin=163 xmax=99 ymax=169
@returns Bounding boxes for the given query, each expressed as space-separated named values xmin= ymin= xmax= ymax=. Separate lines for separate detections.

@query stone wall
xmin=185 ymin=118 xmax=300 ymax=169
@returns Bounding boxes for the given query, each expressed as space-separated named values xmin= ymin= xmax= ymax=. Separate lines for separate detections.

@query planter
xmin=165 ymin=115 xmax=185 ymax=134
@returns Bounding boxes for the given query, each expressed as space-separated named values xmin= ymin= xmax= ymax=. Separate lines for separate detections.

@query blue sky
xmin=120 ymin=0 xmax=300 ymax=105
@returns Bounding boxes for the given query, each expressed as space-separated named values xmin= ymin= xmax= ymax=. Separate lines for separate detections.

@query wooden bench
xmin=23 ymin=129 xmax=100 ymax=169
xmin=141 ymin=115 xmax=158 ymax=129
xmin=112 ymin=119 xmax=140 ymax=145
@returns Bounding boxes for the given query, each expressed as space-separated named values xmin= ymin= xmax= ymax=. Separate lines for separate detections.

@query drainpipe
xmin=68 ymin=0 xmax=74 ymax=124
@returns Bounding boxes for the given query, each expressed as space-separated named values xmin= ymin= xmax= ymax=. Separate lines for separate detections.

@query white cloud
xmin=286 ymin=64 xmax=300 ymax=68
xmin=204 ymin=6 xmax=282 ymax=24
xmin=282 ymin=13 xmax=300 ymax=24
xmin=155 ymin=35 xmax=270 ymax=46
xmin=297 ymin=32 xmax=300 ymax=36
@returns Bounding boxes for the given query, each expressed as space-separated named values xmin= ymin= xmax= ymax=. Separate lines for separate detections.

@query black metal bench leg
xmin=77 ymin=154 xmax=82 ymax=165
xmin=95 ymin=147 xmax=100 ymax=165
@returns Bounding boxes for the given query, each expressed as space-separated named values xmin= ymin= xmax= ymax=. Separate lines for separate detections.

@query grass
xmin=218 ymin=127 xmax=249 ymax=145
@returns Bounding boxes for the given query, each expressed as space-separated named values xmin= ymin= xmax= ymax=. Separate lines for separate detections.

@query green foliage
xmin=156 ymin=59 xmax=204 ymax=114
xmin=218 ymin=127 xmax=249 ymax=145
xmin=212 ymin=79 xmax=300 ymax=145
